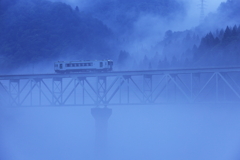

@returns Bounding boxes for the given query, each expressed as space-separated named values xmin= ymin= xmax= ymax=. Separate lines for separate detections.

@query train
xmin=54 ymin=60 xmax=113 ymax=73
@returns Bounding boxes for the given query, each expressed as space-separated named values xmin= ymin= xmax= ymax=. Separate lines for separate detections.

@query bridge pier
xmin=91 ymin=107 xmax=112 ymax=159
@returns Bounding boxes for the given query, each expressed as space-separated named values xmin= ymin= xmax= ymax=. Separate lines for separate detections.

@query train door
xmin=60 ymin=64 xmax=63 ymax=69
xmin=100 ymin=62 xmax=103 ymax=68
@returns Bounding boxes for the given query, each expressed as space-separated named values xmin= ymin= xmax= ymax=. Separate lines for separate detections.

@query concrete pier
xmin=91 ymin=107 xmax=112 ymax=159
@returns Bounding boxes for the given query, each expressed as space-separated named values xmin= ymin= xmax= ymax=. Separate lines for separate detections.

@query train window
xmin=76 ymin=64 xmax=79 ymax=67
xmin=100 ymin=62 xmax=103 ymax=67
xmin=60 ymin=64 xmax=63 ymax=69
xmin=72 ymin=64 xmax=75 ymax=67
xmin=66 ymin=64 xmax=70 ymax=67
xmin=108 ymin=61 xmax=113 ymax=65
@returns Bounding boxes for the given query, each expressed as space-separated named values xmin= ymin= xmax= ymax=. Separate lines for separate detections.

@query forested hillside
xmin=203 ymin=0 xmax=240 ymax=30
xmin=146 ymin=0 xmax=240 ymax=69
xmin=0 ymin=0 xmax=188 ymax=72
xmin=84 ymin=0 xmax=187 ymax=33
xmin=153 ymin=25 xmax=240 ymax=69
xmin=0 ymin=0 xmax=239 ymax=72
xmin=192 ymin=25 xmax=240 ymax=66
xmin=0 ymin=0 xmax=115 ymax=71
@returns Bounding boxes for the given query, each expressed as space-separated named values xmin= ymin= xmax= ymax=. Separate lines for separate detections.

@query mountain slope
xmin=0 ymin=0 xmax=114 ymax=71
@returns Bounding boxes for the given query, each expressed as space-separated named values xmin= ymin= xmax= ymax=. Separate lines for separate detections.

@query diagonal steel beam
xmin=218 ymin=72 xmax=240 ymax=100
xmin=106 ymin=76 xmax=125 ymax=104
xmin=168 ymin=74 xmax=191 ymax=102
xmin=193 ymin=72 xmax=216 ymax=102
xmin=41 ymin=80 xmax=59 ymax=105
xmin=35 ymin=79 xmax=52 ymax=105
xmin=96 ymin=76 xmax=120 ymax=105
xmin=78 ymin=78 xmax=97 ymax=104
xmin=62 ymin=79 xmax=80 ymax=105
xmin=152 ymin=75 xmax=170 ymax=103
xmin=20 ymin=79 xmax=38 ymax=106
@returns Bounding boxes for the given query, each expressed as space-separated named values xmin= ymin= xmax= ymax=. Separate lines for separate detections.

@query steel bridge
xmin=1 ymin=67 xmax=240 ymax=107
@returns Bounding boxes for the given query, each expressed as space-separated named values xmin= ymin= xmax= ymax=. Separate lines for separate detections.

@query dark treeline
xmin=192 ymin=25 xmax=240 ymax=67
xmin=160 ymin=25 xmax=240 ymax=68
xmin=118 ymin=24 xmax=240 ymax=70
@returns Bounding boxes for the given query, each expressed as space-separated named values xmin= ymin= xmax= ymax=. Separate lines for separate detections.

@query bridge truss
xmin=1 ymin=67 xmax=240 ymax=107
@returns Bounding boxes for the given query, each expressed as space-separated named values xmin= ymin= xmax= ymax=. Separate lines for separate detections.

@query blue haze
xmin=1 ymin=0 xmax=240 ymax=160
xmin=1 ymin=104 xmax=240 ymax=160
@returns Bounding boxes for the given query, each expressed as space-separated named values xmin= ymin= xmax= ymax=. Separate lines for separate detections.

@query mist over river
xmin=1 ymin=103 xmax=240 ymax=160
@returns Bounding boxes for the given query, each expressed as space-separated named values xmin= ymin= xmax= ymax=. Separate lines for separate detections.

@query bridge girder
xmin=1 ymin=67 xmax=240 ymax=107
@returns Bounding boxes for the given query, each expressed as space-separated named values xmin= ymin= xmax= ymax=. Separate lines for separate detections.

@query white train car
xmin=54 ymin=60 xmax=113 ymax=73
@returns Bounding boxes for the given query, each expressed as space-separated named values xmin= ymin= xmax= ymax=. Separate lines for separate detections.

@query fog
xmin=50 ymin=0 xmax=225 ymax=13
xmin=1 ymin=0 xmax=240 ymax=160
xmin=48 ymin=0 xmax=227 ymax=60
xmin=0 ymin=107 xmax=95 ymax=160
xmin=1 ymin=104 xmax=240 ymax=160
xmin=109 ymin=104 xmax=240 ymax=160
xmin=1 ymin=67 xmax=240 ymax=160
xmin=50 ymin=0 xmax=226 ymax=28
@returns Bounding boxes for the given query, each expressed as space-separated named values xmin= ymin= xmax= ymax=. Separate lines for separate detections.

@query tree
xmin=158 ymin=56 xmax=169 ymax=68
xmin=222 ymin=26 xmax=232 ymax=44
xmin=171 ymin=56 xmax=179 ymax=67
xmin=117 ymin=50 xmax=130 ymax=64
xmin=198 ymin=32 xmax=217 ymax=51
xmin=0 ymin=0 xmax=115 ymax=71
xmin=75 ymin=6 xmax=79 ymax=12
